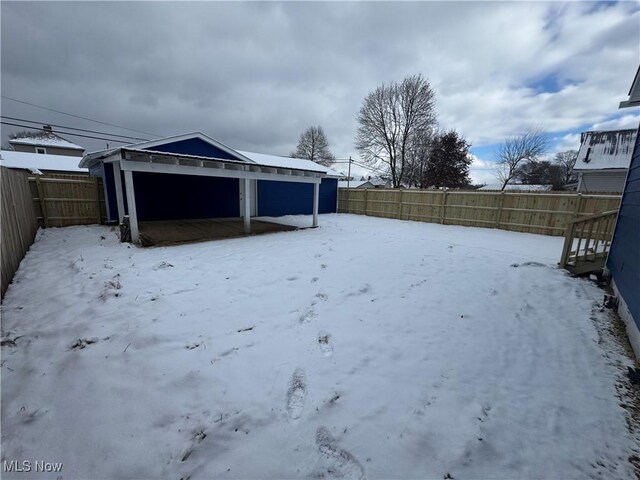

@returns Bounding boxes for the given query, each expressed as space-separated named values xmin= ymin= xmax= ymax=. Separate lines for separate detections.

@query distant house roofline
xmin=9 ymin=128 xmax=85 ymax=151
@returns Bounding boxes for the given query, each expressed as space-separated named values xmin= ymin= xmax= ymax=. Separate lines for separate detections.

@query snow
xmin=0 ymin=150 xmax=87 ymax=173
xmin=9 ymin=134 xmax=84 ymax=150
xmin=1 ymin=214 xmax=638 ymax=479
xmin=479 ymin=183 xmax=553 ymax=191
xmin=237 ymin=150 xmax=341 ymax=177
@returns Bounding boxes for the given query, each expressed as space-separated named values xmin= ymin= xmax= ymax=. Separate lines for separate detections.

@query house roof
xmin=619 ymin=65 xmax=640 ymax=109
xmin=237 ymin=150 xmax=340 ymax=177
xmin=574 ymin=129 xmax=638 ymax=171
xmin=9 ymin=132 xmax=84 ymax=151
xmin=81 ymin=132 xmax=339 ymax=177
xmin=124 ymin=132 xmax=255 ymax=164
xmin=0 ymin=150 xmax=87 ymax=174
xmin=337 ymin=180 xmax=372 ymax=189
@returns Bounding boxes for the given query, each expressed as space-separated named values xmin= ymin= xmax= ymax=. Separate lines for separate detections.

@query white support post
xmin=123 ymin=170 xmax=140 ymax=244
xmin=313 ymin=181 xmax=320 ymax=227
xmin=113 ymin=161 xmax=125 ymax=223
xmin=243 ymin=177 xmax=251 ymax=234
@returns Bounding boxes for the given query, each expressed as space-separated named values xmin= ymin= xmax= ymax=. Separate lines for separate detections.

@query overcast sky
xmin=1 ymin=1 xmax=639 ymax=183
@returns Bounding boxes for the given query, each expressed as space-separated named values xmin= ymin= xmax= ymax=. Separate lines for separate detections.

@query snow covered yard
xmin=1 ymin=214 xmax=638 ymax=479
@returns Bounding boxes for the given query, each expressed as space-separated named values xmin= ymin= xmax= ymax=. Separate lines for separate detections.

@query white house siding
xmin=577 ymin=170 xmax=627 ymax=193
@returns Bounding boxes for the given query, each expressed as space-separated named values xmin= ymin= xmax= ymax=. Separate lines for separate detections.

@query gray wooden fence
xmin=29 ymin=173 xmax=107 ymax=227
xmin=1 ymin=167 xmax=39 ymax=299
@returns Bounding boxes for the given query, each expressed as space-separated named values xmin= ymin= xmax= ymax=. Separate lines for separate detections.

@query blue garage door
xmin=257 ymin=178 xmax=337 ymax=216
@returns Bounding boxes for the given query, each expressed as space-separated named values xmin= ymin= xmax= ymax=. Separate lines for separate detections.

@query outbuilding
xmin=79 ymin=133 xmax=339 ymax=245
xmin=574 ymin=129 xmax=637 ymax=193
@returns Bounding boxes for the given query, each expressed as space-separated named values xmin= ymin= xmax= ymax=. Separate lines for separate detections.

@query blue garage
xmin=81 ymin=132 xmax=338 ymax=244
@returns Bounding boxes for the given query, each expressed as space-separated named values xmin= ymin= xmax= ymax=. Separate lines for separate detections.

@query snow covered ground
xmin=1 ymin=214 xmax=638 ymax=479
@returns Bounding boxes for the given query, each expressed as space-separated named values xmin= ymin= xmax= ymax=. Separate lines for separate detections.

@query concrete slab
xmin=138 ymin=218 xmax=297 ymax=247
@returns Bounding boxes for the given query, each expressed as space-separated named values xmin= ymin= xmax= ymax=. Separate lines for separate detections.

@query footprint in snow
xmin=99 ymin=275 xmax=122 ymax=301
xmin=153 ymin=261 xmax=174 ymax=270
xmin=318 ymin=332 xmax=333 ymax=357
xmin=346 ymin=284 xmax=372 ymax=298
xmin=314 ymin=426 xmax=366 ymax=480
xmin=286 ymin=368 xmax=307 ymax=420
xmin=299 ymin=306 xmax=317 ymax=324
xmin=316 ymin=291 xmax=329 ymax=301
xmin=510 ymin=261 xmax=547 ymax=268
xmin=69 ymin=338 xmax=99 ymax=350
xmin=180 ymin=428 xmax=208 ymax=463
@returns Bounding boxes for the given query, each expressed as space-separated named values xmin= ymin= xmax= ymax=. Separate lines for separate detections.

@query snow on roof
xmin=9 ymin=132 xmax=84 ymax=150
xmin=0 ymin=150 xmax=86 ymax=173
xmin=478 ymin=184 xmax=552 ymax=191
xmin=574 ymin=129 xmax=637 ymax=171
xmin=337 ymin=180 xmax=372 ymax=189
xmin=236 ymin=150 xmax=340 ymax=177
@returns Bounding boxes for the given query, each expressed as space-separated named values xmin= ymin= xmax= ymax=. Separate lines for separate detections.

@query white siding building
xmin=574 ymin=129 xmax=637 ymax=193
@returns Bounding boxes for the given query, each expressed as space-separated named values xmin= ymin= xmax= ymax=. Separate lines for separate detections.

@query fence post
xmin=559 ymin=221 xmax=575 ymax=268
xmin=363 ymin=189 xmax=369 ymax=216
xmin=94 ymin=177 xmax=102 ymax=224
xmin=574 ymin=193 xmax=583 ymax=220
xmin=496 ymin=191 xmax=505 ymax=229
xmin=397 ymin=189 xmax=403 ymax=220
xmin=35 ymin=176 xmax=48 ymax=228
xmin=440 ymin=190 xmax=447 ymax=224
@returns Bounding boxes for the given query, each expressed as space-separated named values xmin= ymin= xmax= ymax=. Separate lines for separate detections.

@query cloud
xmin=1 ymin=1 xmax=638 ymax=165
xmin=468 ymin=154 xmax=499 ymax=185
xmin=589 ymin=114 xmax=640 ymax=131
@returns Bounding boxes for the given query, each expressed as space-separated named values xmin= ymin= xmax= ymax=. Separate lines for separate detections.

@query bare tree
xmin=495 ymin=128 xmax=549 ymax=190
xmin=291 ymin=126 xmax=335 ymax=167
xmin=355 ymin=74 xmax=437 ymax=188
xmin=553 ymin=150 xmax=578 ymax=187
xmin=405 ymin=128 xmax=435 ymax=188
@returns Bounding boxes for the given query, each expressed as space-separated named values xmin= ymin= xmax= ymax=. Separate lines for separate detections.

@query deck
xmin=138 ymin=218 xmax=298 ymax=247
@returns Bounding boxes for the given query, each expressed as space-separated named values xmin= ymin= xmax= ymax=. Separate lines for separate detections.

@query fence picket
xmin=338 ymin=188 xmax=621 ymax=237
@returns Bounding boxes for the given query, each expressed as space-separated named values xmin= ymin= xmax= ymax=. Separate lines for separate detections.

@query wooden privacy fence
xmin=337 ymin=188 xmax=621 ymax=236
xmin=1 ymin=167 xmax=39 ymax=299
xmin=28 ymin=173 xmax=107 ymax=227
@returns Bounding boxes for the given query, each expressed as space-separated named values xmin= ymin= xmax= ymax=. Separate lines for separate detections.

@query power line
xmin=1 ymin=116 xmax=149 ymax=141
xmin=1 ymin=121 xmax=137 ymax=144
xmin=1 ymin=95 xmax=161 ymax=138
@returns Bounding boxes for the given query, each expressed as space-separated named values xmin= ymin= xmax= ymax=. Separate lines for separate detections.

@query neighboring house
xmin=478 ymin=183 xmax=553 ymax=191
xmin=370 ymin=177 xmax=391 ymax=188
xmin=0 ymin=150 xmax=88 ymax=175
xmin=8 ymin=125 xmax=85 ymax=157
xmin=79 ymin=132 xmax=339 ymax=243
xmin=607 ymin=66 xmax=640 ymax=358
xmin=574 ymin=129 xmax=637 ymax=193
xmin=337 ymin=180 xmax=374 ymax=189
